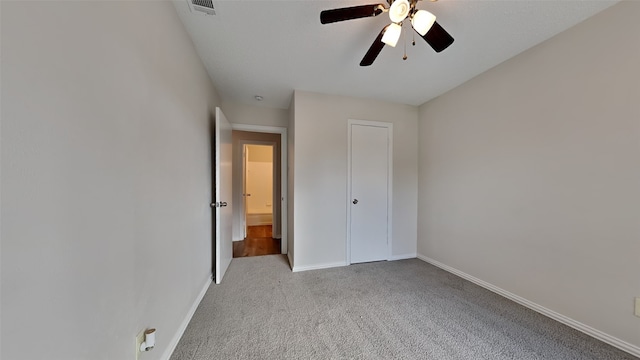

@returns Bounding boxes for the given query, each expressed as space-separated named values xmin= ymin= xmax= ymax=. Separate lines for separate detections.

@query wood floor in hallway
xmin=233 ymin=225 xmax=281 ymax=258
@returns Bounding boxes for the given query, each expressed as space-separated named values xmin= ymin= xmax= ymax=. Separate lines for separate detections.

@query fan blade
xmin=320 ymin=4 xmax=385 ymax=24
xmin=419 ymin=21 xmax=454 ymax=53
xmin=360 ymin=26 xmax=388 ymax=66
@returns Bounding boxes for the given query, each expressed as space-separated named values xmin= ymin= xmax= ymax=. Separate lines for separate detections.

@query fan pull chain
xmin=402 ymin=21 xmax=408 ymax=60
xmin=412 ymin=31 xmax=416 ymax=46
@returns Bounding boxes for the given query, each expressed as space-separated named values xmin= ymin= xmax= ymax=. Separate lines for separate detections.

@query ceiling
xmin=173 ymin=0 xmax=619 ymax=109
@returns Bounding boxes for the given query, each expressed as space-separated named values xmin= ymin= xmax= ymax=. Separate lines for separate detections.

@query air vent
xmin=187 ymin=0 xmax=216 ymax=16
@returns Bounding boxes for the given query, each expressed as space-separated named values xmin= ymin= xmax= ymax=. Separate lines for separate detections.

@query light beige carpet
xmin=171 ymin=255 xmax=637 ymax=360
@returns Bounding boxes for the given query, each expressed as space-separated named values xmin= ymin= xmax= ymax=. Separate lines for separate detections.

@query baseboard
xmin=389 ymin=253 xmax=416 ymax=261
xmin=247 ymin=221 xmax=273 ymax=226
xmin=246 ymin=213 xmax=273 ymax=226
xmin=292 ymin=261 xmax=347 ymax=273
xmin=292 ymin=255 xmax=416 ymax=271
xmin=162 ymin=275 xmax=212 ymax=360
xmin=416 ymin=254 xmax=640 ymax=358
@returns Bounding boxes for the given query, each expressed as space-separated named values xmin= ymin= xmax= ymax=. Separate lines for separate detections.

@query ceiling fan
xmin=320 ymin=0 xmax=454 ymax=66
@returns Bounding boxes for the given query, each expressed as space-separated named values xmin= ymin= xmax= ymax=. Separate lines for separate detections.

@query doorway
xmin=234 ymin=144 xmax=281 ymax=258
xmin=230 ymin=126 xmax=287 ymax=260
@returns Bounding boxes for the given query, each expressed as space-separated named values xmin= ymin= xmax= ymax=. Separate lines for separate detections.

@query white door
xmin=214 ymin=107 xmax=233 ymax=284
xmin=348 ymin=121 xmax=391 ymax=264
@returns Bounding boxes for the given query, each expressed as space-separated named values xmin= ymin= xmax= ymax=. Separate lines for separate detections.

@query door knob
xmin=352 ymin=199 xmax=358 ymax=204
xmin=220 ymin=202 xmax=228 ymax=207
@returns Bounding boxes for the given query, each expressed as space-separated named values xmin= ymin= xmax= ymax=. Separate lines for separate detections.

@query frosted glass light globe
xmin=382 ymin=23 xmax=402 ymax=47
xmin=411 ymin=10 xmax=436 ymax=36
xmin=389 ymin=0 xmax=410 ymax=23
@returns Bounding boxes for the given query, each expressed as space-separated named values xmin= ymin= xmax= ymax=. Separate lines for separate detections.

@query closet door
xmin=348 ymin=121 xmax=392 ymax=264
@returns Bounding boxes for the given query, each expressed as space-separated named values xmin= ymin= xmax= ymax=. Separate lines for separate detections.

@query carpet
xmin=171 ymin=255 xmax=636 ymax=360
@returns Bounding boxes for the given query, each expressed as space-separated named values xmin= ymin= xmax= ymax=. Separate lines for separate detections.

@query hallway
xmin=232 ymin=225 xmax=281 ymax=258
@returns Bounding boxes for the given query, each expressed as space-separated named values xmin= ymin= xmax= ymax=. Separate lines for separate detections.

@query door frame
xmin=231 ymin=124 xmax=288 ymax=255
xmin=346 ymin=119 xmax=393 ymax=265
xmin=240 ymin=141 xmax=278 ymax=239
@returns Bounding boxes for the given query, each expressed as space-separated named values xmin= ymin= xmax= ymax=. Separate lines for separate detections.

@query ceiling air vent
xmin=187 ymin=0 xmax=216 ymax=16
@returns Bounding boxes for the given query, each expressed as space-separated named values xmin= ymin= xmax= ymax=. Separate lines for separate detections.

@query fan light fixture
xmin=388 ymin=0 xmax=410 ymax=23
xmin=319 ymin=0 xmax=454 ymax=66
xmin=411 ymin=10 xmax=436 ymax=36
xmin=381 ymin=23 xmax=402 ymax=47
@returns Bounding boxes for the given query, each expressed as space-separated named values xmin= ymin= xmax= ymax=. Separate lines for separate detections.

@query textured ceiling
xmin=173 ymin=0 xmax=619 ymax=109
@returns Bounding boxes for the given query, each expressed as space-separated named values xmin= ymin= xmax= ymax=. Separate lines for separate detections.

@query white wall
xmin=1 ymin=2 xmax=220 ymax=359
xmin=418 ymin=1 xmax=640 ymax=353
xmin=291 ymin=91 xmax=418 ymax=271
xmin=222 ymin=101 xmax=289 ymax=128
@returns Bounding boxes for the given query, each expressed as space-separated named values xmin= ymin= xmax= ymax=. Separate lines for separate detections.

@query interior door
xmin=349 ymin=122 xmax=390 ymax=264
xmin=214 ymin=107 xmax=233 ymax=284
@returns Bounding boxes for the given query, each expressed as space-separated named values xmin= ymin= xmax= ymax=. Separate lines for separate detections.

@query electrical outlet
xmin=635 ymin=298 xmax=640 ymax=318
xmin=135 ymin=329 xmax=146 ymax=360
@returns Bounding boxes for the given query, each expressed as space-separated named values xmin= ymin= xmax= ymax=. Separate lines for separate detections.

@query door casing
xmin=231 ymin=124 xmax=288 ymax=256
xmin=242 ymin=141 xmax=277 ymax=237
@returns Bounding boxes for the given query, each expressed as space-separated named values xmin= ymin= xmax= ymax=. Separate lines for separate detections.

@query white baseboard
xmin=162 ymin=275 xmax=212 ymax=360
xmin=292 ymin=255 xmax=416 ymax=272
xmin=292 ymin=261 xmax=347 ymax=273
xmin=246 ymin=213 xmax=273 ymax=226
xmin=389 ymin=253 xmax=416 ymax=261
xmin=416 ymin=254 xmax=640 ymax=358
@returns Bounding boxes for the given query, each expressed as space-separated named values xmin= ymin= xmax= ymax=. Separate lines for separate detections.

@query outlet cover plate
xmin=635 ymin=298 xmax=640 ymax=317
xmin=135 ymin=329 xmax=146 ymax=360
